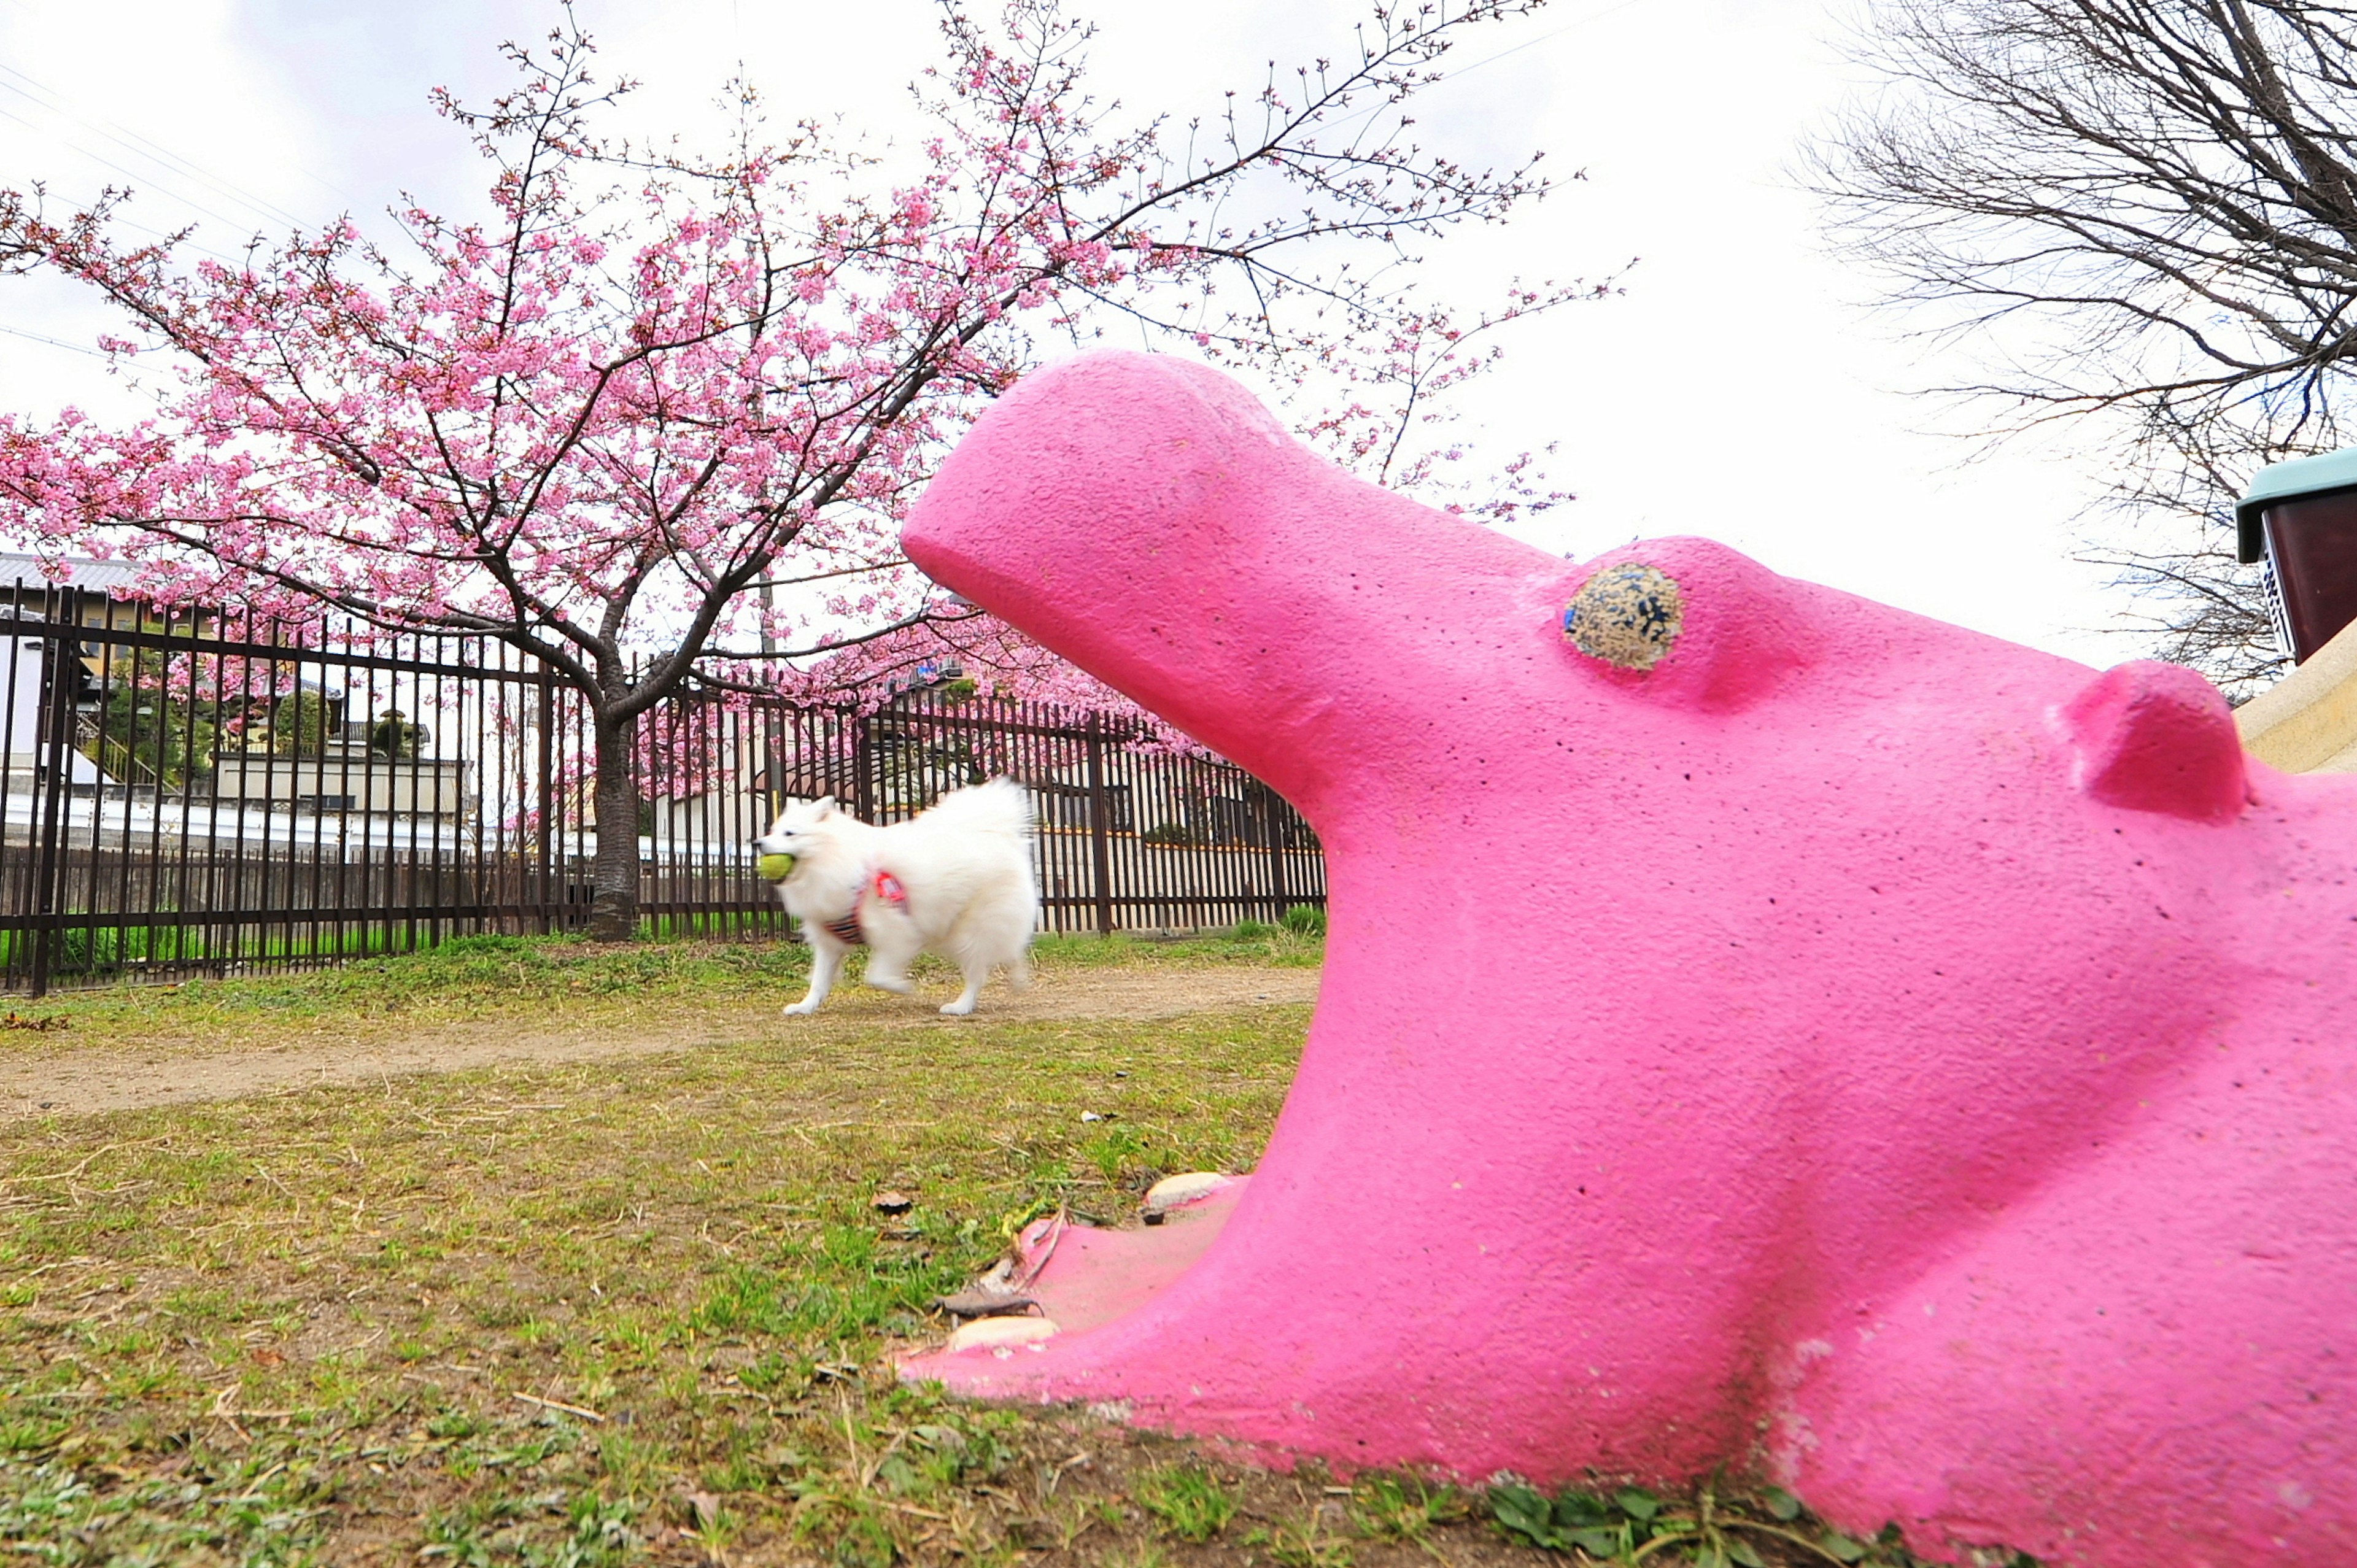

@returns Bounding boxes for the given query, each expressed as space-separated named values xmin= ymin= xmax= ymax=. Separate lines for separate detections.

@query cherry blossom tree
xmin=0 ymin=0 xmax=1584 ymax=937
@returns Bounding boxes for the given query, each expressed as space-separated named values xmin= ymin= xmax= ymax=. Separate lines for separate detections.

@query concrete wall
xmin=2235 ymin=614 xmax=2357 ymax=771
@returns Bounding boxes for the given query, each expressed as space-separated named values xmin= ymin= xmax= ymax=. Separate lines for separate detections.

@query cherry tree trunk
xmin=589 ymin=710 xmax=642 ymax=942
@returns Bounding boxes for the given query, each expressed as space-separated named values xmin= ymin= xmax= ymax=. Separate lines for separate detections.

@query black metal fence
xmin=0 ymin=587 xmax=1324 ymax=994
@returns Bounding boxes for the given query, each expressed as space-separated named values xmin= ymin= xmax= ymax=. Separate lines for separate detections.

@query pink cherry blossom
xmin=0 ymin=0 xmax=1595 ymax=937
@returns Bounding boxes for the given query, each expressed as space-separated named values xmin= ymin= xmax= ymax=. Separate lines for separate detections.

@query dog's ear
xmin=813 ymin=796 xmax=837 ymax=819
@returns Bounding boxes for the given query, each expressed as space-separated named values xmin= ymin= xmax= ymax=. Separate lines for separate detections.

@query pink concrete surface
xmin=1008 ymin=1181 xmax=1247 ymax=1337
xmin=896 ymin=352 xmax=2357 ymax=1567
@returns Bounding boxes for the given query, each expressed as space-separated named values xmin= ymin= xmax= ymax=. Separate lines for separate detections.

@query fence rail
xmin=0 ymin=587 xmax=1323 ymax=994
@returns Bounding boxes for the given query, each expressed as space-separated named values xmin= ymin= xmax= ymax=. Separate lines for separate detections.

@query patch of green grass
xmin=2 ymin=924 xmax=1322 ymax=1052
xmin=1101 ymin=1548 xmax=1171 ymax=1568
xmin=0 ymin=1000 xmax=1311 ymax=1564
xmin=1133 ymin=1462 xmax=1237 ymax=1542
xmin=1352 ymin=1473 xmax=1468 ymax=1545
xmin=0 ymin=917 xmax=426 ymax=979
xmin=1029 ymin=924 xmax=1325 ymax=969
xmin=1483 ymin=1473 xmax=1992 ymax=1567
xmin=1249 ymin=1512 xmax=1358 ymax=1567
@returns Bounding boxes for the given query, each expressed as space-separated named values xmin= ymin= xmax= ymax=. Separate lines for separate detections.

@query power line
xmin=0 ymin=101 xmax=260 ymax=261
xmin=1444 ymin=0 xmax=1649 ymax=82
xmin=0 ymin=322 xmax=110 ymax=358
xmin=0 ymin=46 xmax=365 ymax=255
xmin=0 ymin=57 xmax=327 ymax=231
xmin=1323 ymin=0 xmax=1649 ymax=138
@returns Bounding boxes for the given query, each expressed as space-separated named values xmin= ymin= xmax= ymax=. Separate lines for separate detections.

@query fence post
xmin=851 ymin=708 xmax=875 ymax=822
xmin=25 ymin=588 xmax=81 ymax=998
xmin=1257 ymin=782 xmax=1289 ymax=922
xmin=535 ymin=674 xmax=555 ymax=935
xmin=1085 ymin=713 xmax=1114 ymax=934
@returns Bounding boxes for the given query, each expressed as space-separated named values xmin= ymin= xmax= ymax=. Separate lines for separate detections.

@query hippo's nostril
xmin=1564 ymin=563 xmax=1684 ymax=671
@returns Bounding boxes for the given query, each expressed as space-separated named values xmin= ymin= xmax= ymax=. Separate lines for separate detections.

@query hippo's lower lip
xmin=899 ymin=349 xmax=2357 ymax=1568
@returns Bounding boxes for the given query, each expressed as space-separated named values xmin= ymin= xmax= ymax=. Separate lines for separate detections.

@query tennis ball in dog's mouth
xmin=756 ymin=852 xmax=797 ymax=882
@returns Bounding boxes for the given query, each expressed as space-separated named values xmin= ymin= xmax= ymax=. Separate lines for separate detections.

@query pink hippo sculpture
xmin=897 ymin=352 xmax=2357 ymax=1567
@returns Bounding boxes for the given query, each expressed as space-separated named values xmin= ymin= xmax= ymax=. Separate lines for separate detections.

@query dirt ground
xmin=0 ymin=964 xmax=1320 ymax=1119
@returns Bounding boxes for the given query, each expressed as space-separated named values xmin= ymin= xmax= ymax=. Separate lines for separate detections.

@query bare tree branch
xmin=1811 ymin=0 xmax=2357 ymax=695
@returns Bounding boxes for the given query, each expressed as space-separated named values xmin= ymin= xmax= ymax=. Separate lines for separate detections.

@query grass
xmin=0 ymin=987 xmax=1314 ymax=1566
xmin=0 ymin=933 xmax=1992 ymax=1567
xmin=0 ymin=924 xmax=1326 ymax=1057
xmin=0 ymin=918 xmax=422 ymax=980
xmin=1131 ymin=1466 xmax=1236 ymax=1543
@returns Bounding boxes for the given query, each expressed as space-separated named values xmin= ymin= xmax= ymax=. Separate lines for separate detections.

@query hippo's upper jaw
xmin=900 ymin=351 xmax=2357 ymax=1568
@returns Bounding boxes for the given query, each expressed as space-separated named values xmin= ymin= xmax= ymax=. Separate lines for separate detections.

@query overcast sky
xmin=0 ymin=0 xmax=2131 ymax=666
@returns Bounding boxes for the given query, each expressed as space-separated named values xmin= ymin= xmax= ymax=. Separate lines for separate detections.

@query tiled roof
xmin=0 ymin=555 xmax=156 ymax=595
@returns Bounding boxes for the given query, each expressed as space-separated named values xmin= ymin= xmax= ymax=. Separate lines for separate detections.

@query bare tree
xmin=1811 ymin=0 xmax=2357 ymax=695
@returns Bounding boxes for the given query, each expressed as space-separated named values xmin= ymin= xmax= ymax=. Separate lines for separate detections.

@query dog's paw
xmin=864 ymin=973 xmax=915 ymax=994
xmin=939 ymin=998 xmax=978 ymax=1016
xmin=782 ymin=1000 xmax=822 ymax=1016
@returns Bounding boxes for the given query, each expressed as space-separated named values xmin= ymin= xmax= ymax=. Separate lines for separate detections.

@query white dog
xmin=755 ymin=778 xmax=1038 ymax=1016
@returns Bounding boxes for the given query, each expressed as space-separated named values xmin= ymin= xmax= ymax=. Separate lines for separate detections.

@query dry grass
xmin=0 ymin=937 xmax=1965 ymax=1567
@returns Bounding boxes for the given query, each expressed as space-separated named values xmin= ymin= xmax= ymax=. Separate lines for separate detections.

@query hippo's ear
xmin=2059 ymin=661 xmax=2247 ymax=823
xmin=1558 ymin=538 xmax=1818 ymax=710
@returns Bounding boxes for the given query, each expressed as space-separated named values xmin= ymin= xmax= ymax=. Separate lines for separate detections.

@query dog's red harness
xmin=818 ymin=870 xmax=908 ymax=946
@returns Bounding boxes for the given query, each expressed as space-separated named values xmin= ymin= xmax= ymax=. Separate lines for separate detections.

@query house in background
xmin=0 ymin=561 xmax=467 ymax=816
xmin=0 ymin=628 xmax=101 ymax=794
xmin=208 ymin=681 xmax=469 ymax=817
xmin=0 ymin=554 xmax=217 ymax=684
xmin=0 ymin=554 xmax=201 ymax=795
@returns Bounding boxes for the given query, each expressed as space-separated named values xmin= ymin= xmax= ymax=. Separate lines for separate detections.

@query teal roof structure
xmin=2237 ymin=447 xmax=2357 ymax=562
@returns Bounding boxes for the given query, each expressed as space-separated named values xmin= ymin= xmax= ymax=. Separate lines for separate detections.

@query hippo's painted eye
xmin=1563 ymin=563 xmax=1684 ymax=671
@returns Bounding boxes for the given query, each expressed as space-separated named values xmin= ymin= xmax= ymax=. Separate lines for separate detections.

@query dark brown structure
xmin=2237 ymin=450 xmax=2357 ymax=663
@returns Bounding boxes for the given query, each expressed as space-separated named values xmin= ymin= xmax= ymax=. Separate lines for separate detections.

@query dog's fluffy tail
xmin=919 ymin=777 xmax=1034 ymax=840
